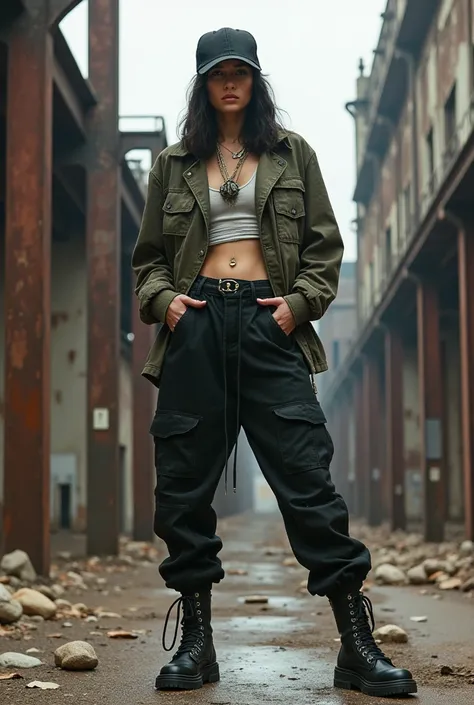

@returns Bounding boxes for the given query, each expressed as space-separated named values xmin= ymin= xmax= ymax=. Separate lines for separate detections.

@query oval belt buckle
xmin=218 ymin=279 xmax=240 ymax=294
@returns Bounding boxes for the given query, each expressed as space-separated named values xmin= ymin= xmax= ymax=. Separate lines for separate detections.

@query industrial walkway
xmin=1 ymin=513 xmax=473 ymax=704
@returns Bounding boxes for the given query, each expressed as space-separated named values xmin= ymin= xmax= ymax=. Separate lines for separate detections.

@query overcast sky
xmin=61 ymin=0 xmax=386 ymax=261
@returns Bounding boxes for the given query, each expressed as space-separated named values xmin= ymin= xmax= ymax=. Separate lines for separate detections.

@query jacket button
xmin=187 ymin=171 xmax=192 ymax=177
xmin=278 ymin=160 xmax=284 ymax=166
xmin=199 ymin=249 xmax=204 ymax=258
xmin=166 ymin=203 xmax=172 ymax=209
xmin=291 ymin=208 xmax=297 ymax=215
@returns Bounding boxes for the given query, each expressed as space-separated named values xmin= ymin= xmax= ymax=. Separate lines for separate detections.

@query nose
xmin=223 ymin=74 xmax=236 ymax=90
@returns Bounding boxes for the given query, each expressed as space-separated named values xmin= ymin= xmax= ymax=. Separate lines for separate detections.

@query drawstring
xmin=232 ymin=295 xmax=243 ymax=493
xmin=222 ymin=291 xmax=242 ymax=494
xmin=162 ymin=595 xmax=195 ymax=652
xmin=223 ymin=295 xmax=230 ymax=494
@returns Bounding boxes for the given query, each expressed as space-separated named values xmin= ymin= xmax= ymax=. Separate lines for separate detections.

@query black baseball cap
xmin=196 ymin=27 xmax=261 ymax=75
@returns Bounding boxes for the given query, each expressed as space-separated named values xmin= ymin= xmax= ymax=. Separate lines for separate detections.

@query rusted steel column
xmin=417 ymin=279 xmax=445 ymax=542
xmin=458 ymin=225 xmax=474 ymax=539
xmin=132 ymin=301 xmax=156 ymax=542
xmin=363 ymin=354 xmax=383 ymax=526
xmin=86 ymin=0 xmax=121 ymax=556
xmin=3 ymin=16 xmax=53 ymax=575
xmin=385 ymin=326 xmax=406 ymax=531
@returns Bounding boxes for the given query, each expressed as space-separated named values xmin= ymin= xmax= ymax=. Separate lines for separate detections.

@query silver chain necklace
xmin=218 ymin=141 xmax=246 ymax=160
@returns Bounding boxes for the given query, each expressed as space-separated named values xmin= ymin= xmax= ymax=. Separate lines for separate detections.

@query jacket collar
xmin=167 ymin=129 xmax=293 ymax=158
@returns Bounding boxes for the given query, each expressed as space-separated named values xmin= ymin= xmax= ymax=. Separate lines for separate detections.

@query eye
xmin=236 ymin=68 xmax=249 ymax=76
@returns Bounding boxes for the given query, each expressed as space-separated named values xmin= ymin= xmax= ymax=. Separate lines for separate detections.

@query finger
xmin=256 ymin=297 xmax=284 ymax=306
xmin=180 ymin=296 xmax=207 ymax=308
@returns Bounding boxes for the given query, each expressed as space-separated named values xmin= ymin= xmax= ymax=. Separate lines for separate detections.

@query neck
xmin=217 ymin=113 xmax=245 ymax=146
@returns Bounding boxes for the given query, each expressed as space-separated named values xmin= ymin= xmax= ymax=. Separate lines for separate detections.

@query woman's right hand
xmin=166 ymin=294 xmax=207 ymax=331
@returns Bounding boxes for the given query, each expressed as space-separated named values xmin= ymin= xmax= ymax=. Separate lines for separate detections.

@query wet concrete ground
xmin=1 ymin=512 xmax=474 ymax=703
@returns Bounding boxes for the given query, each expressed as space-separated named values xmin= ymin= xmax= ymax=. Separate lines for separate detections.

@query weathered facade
xmin=327 ymin=0 xmax=474 ymax=540
xmin=0 ymin=0 xmax=167 ymax=573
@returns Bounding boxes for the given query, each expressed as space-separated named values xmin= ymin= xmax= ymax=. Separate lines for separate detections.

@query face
xmin=206 ymin=59 xmax=253 ymax=115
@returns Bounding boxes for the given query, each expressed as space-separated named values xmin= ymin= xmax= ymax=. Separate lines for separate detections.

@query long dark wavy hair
xmin=179 ymin=69 xmax=285 ymax=159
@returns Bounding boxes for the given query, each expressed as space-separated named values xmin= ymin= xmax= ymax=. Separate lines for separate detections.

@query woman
xmin=132 ymin=27 xmax=416 ymax=699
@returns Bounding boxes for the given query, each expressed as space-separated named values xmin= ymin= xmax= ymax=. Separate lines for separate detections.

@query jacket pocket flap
xmin=150 ymin=412 xmax=200 ymax=438
xmin=273 ymin=187 xmax=305 ymax=219
xmin=274 ymin=178 xmax=305 ymax=192
xmin=273 ymin=402 xmax=326 ymax=425
xmin=162 ymin=191 xmax=195 ymax=214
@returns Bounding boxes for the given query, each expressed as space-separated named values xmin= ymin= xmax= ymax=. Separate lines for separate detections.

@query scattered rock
xmin=0 ymin=652 xmax=42 ymax=668
xmin=12 ymin=588 xmax=57 ymax=619
xmin=96 ymin=611 xmax=122 ymax=619
xmin=0 ymin=550 xmax=37 ymax=583
xmin=0 ymin=673 xmax=23 ymax=681
xmin=461 ymin=576 xmax=474 ymax=592
xmin=85 ymin=616 xmax=98 ymax=623
xmin=36 ymin=585 xmax=56 ymax=601
xmin=372 ymin=625 xmax=408 ymax=644
xmin=410 ymin=616 xmax=428 ymax=623
xmin=107 ymin=630 xmax=139 ymax=639
xmin=282 ymin=557 xmax=299 ymax=567
xmin=441 ymin=665 xmax=454 ymax=676
xmin=0 ymin=585 xmax=23 ymax=625
xmin=26 ymin=681 xmax=60 ymax=690
xmin=54 ymin=641 xmax=98 ymax=671
xmin=72 ymin=603 xmax=88 ymax=614
xmin=50 ymin=584 xmax=65 ymax=598
xmin=374 ymin=564 xmax=407 ymax=585
xmin=227 ymin=568 xmax=248 ymax=576
xmin=407 ymin=564 xmax=427 ymax=585
xmin=243 ymin=595 xmax=269 ymax=604
xmin=55 ymin=599 xmax=72 ymax=609
xmin=439 ymin=577 xmax=462 ymax=591
xmin=459 ymin=540 xmax=474 ymax=557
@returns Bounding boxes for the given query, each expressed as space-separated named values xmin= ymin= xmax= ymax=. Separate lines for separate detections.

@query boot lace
xmin=349 ymin=593 xmax=393 ymax=666
xmin=162 ymin=594 xmax=205 ymax=657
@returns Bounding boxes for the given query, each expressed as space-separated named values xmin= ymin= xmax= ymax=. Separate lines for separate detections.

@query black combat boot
xmin=155 ymin=589 xmax=219 ymax=690
xmin=329 ymin=590 xmax=417 ymax=697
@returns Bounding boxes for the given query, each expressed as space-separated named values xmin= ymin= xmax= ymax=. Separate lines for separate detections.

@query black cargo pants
xmin=151 ymin=276 xmax=371 ymax=597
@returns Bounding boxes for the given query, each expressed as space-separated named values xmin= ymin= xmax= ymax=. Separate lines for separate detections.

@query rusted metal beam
xmin=458 ymin=224 xmax=474 ymax=538
xmin=132 ymin=297 xmax=156 ymax=542
xmin=47 ymin=0 xmax=83 ymax=27
xmin=53 ymin=58 xmax=86 ymax=135
xmin=417 ymin=279 xmax=445 ymax=542
xmin=3 ymin=16 xmax=53 ymax=574
xmin=384 ymin=326 xmax=406 ymax=531
xmin=86 ymin=0 xmax=120 ymax=556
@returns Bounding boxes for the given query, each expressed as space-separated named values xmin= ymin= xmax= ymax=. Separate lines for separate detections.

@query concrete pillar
xmin=363 ymin=354 xmax=383 ymax=526
xmin=385 ymin=326 xmax=406 ymax=530
xmin=353 ymin=371 xmax=366 ymax=517
xmin=132 ymin=306 xmax=155 ymax=542
xmin=458 ymin=225 xmax=474 ymax=538
xmin=86 ymin=0 xmax=121 ymax=556
xmin=3 ymin=14 xmax=54 ymax=574
xmin=417 ymin=279 xmax=445 ymax=542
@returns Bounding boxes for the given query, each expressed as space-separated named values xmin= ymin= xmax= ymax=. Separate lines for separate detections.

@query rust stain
xmin=67 ymin=349 xmax=77 ymax=364
xmin=54 ymin=390 xmax=63 ymax=404
xmin=9 ymin=328 xmax=28 ymax=369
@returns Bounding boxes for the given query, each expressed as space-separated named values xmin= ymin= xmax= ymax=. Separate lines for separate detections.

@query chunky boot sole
xmin=155 ymin=662 xmax=220 ymax=691
xmin=334 ymin=666 xmax=417 ymax=697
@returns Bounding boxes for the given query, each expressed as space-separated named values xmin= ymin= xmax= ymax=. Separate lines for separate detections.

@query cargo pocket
xmin=162 ymin=190 xmax=196 ymax=236
xmin=273 ymin=401 xmax=333 ymax=474
xmin=150 ymin=411 xmax=201 ymax=477
xmin=273 ymin=179 xmax=305 ymax=244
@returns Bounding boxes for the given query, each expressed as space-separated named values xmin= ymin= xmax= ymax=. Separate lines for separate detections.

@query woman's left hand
xmin=257 ymin=297 xmax=296 ymax=335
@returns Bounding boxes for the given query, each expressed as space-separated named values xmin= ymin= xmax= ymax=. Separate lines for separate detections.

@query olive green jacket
xmin=132 ymin=130 xmax=344 ymax=387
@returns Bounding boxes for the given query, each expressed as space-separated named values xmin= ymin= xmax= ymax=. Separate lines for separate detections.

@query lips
xmin=222 ymin=94 xmax=238 ymax=100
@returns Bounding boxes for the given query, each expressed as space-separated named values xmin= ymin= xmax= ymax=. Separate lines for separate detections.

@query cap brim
xmin=198 ymin=55 xmax=261 ymax=75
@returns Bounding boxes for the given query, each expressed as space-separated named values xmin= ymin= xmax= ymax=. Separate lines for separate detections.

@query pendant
xmin=229 ymin=257 xmax=237 ymax=268
xmin=219 ymin=178 xmax=239 ymax=204
xmin=232 ymin=148 xmax=245 ymax=159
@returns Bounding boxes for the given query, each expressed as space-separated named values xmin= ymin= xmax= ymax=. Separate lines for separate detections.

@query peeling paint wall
xmin=0 ymin=230 xmax=134 ymax=534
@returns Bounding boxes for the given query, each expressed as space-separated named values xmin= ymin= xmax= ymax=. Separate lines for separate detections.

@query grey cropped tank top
xmin=208 ymin=170 xmax=259 ymax=246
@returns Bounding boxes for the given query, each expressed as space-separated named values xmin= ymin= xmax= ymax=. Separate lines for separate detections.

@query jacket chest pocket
xmin=162 ymin=190 xmax=196 ymax=236
xmin=273 ymin=179 xmax=305 ymax=244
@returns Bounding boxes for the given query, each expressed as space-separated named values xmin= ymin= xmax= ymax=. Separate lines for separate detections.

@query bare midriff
xmin=200 ymin=239 xmax=268 ymax=280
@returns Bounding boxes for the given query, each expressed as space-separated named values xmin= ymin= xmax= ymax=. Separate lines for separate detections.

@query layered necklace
xmin=216 ymin=143 xmax=248 ymax=205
